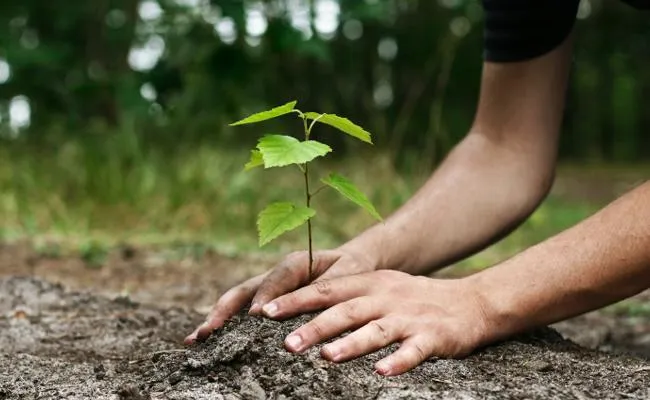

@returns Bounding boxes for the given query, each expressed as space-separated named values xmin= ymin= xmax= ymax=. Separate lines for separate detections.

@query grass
xmin=604 ymin=299 xmax=650 ymax=318
xmin=0 ymin=131 xmax=608 ymax=271
xmin=0 ymin=130 xmax=416 ymax=257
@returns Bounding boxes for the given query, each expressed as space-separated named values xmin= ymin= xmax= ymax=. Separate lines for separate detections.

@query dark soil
xmin=1 ymin=276 xmax=649 ymax=400
xmin=2 ymin=241 xmax=649 ymax=361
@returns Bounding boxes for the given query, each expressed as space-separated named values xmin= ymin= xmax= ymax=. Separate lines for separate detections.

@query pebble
xmin=528 ymin=360 xmax=553 ymax=372
xmin=168 ymin=370 xmax=184 ymax=385
xmin=239 ymin=378 xmax=266 ymax=400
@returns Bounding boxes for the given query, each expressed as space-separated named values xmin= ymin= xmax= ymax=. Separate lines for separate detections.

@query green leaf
xmin=321 ymin=173 xmax=382 ymax=221
xmin=244 ymin=150 xmax=264 ymax=171
xmin=304 ymin=113 xmax=373 ymax=144
xmin=230 ymin=101 xmax=298 ymax=126
xmin=257 ymin=202 xmax=316 ymax=246
xmin=257 ymin=135 xmax=332 ymax=168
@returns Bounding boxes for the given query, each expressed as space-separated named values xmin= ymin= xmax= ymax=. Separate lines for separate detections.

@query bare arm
xmin=345 ymin=35 xmax=574 ymax=275
xmin=474 ymin=180 xmax=650 ymax=343
xmin=259 ymin=180 xmax=650 ymax=376
xmin=185 ymin=33 xmax=578 ymax=346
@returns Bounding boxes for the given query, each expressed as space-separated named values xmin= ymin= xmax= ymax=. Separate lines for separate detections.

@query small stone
xmin=168 ymin=370 xmax=184 ymax=385
xmin=239 ymin=378 xmax=266 ymax=400
xmin=187 ymin=357 xmax=203 ymax=369
xmin=528 ymin=360 xmax=553 ymax=372
xmin=116 ymin=384 xmax=149 ymax=400
xmin=94 ymin=363 xmax=106 ymax=380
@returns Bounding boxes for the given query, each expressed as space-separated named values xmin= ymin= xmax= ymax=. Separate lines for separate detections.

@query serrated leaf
xmin=257 ymin=202 xmax=316 ymax=246
xmin=244 ymin=150 xmax=264 ymax=171
xmin=257 ymin=135 xmax=332 ymax=168
xmin=230 ymin=101 xmax=298 ymax=126
xmin=304 ymin=113 xmax=373 ymax=144
xmin=321 ymin=173 xmax=382 ymax=221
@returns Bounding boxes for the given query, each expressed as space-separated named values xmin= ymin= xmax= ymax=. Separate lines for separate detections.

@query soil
xmin=1 ymin=243 xmax=649 ymax=399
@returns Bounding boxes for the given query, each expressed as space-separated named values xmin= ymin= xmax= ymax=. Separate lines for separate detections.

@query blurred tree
xmin=0 ymin=0 xmax=648 ymax=162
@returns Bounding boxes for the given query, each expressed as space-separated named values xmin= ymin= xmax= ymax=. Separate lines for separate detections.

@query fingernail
xmin=375 ymin=361 xmax=391 ymax=375
xmin=285 ymin=334 xmax=303 ymax=351
xmin=322 ymin=345 xmax=341 ymax=362
xmin=262 ymin=302 xmax=278 ymax=317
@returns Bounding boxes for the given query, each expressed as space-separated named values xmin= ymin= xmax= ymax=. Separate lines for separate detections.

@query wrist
xmin=337 ymin=224 xmax=392 ymax=271
xmin=463 ymin=269 xmax=528 ymax=346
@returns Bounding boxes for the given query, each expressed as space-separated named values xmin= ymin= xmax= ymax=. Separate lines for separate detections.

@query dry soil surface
xmin=1 ymin=243 xmax=650 ymax=399
xmin=1 ymin=276 xmax=649 ymax=400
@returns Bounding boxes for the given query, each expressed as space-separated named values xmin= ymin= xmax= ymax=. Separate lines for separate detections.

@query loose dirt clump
xmin=1 ymin=276 xmax=649 ymax=399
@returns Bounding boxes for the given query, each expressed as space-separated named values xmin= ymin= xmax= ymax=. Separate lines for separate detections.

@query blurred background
xmin=0 ymin=0 xmax=649 ymax=273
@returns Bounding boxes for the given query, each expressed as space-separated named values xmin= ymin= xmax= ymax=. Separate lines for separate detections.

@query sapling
xmin=230 ymin=100 xmax=382 ymax=279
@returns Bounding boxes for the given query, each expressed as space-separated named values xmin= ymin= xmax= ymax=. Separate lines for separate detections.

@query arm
xmin=264 ymin=180 xmax=650 ymax=376
xmin=186 ymin=11 xmax=577 ymax=345
xmin=474 ymin=180 xmax=650 ymax=342
xmin=345 ymin=34 xmax=574 ymax=275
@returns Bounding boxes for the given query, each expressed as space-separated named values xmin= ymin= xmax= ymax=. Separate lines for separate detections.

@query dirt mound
xmin=0 ymin=277 xmax=648 ymax=399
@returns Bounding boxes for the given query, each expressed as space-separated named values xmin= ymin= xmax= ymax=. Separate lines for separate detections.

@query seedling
xmin=230 ymin=101 xmax=382 ymax=278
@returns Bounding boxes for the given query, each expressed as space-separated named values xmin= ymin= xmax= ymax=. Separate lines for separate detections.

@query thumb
xmin=250 ymin=250 xmax=341 ymax=313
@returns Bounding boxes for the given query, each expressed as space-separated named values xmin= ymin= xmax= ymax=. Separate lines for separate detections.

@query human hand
xmin=261 ymin=270 xmax=494 ymax=376
xmin=184 ymin=245 xmax=380 ymax=345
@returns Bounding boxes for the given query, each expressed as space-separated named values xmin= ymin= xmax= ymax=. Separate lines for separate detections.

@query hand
xmin=261 ymin=270 xmax=493 ymax=376
xmin=184 ymin=244 xmax=380 ymax=345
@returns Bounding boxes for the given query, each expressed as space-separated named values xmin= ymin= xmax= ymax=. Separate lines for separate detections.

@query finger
xmin=251 ymin=251 xmax=339 ymax=312
xmin=375 ymin=336 xmax=432 ymax=376
xmin=283 ymin=296 xmax=379 ymax=353
xmin=261 ymin=272 xmax=371 ymax=319
xmin=321 ymin=317 xmax=402 ymax=363
xmin=184 ymin=274 xmax=266 ymax=345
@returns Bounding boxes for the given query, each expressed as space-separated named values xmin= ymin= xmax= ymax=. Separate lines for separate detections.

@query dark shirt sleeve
xmin=482 ymin=0 xmax=581 ymax=62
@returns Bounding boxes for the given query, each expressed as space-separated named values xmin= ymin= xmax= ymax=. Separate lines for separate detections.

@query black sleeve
xmin=482 ymin=0 xmax=581 ymax=62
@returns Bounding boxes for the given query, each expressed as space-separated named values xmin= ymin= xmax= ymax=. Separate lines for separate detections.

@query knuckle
xmin=368 ymin=320 xmax=390 ymax=341
xmin=258 ymin=270 xmax=291 ymax=295
xmin=411 ymin=342 xmax=428 ymax=363
xmin=281 ymin=291 xmax=299 ymax=307
xmin=306 ymin=320 xmax=326 ymax=339
xmin=338 ymin=301 xmax=358 ymax=322
xmin=313 ymin=280 xmax=332 ymax=296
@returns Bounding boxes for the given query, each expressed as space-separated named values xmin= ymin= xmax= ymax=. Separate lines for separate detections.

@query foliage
xmin=257 ymin=202 xmax=315 ymax=247
xmin=254 ymin=135 xmax=332 ymax=168
xmin=230 ymin=101 xmax=298 ymax=126
xmin=304 ymin=113 xmax=373 ymax=144
xmin=230 ymin=100 xmax=381 ymax=275
xmin=321 ymin=173 xmax=382 ymax=221
xmin=0 ymin=1 xmax=648 ymax=161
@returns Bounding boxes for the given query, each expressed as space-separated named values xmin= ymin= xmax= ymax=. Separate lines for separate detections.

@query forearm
xmin=341 ymin=36 xmax=573 ymax=275
xmin=343 ymin=134 xmax=552 ymax=275
xmin=474 ymin=181 xmax=650 ymax=343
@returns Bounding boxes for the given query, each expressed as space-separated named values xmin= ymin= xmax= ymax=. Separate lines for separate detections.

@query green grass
xmin=0 ymin=131 xmax=416 ymax=257
xmin=604 ymin=299 xmax=650 ymax=318
xmin=0 ymin=131 xmax=602 ymax=270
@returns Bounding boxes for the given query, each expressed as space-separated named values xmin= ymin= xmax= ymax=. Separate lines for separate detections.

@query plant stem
xmin=310 ymin=184 xmax=327 ymax=198
xmin=302 ymin=114 xmax=314 ymax=281
xmin=304 ymin=163 xmax=314 ymax=280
